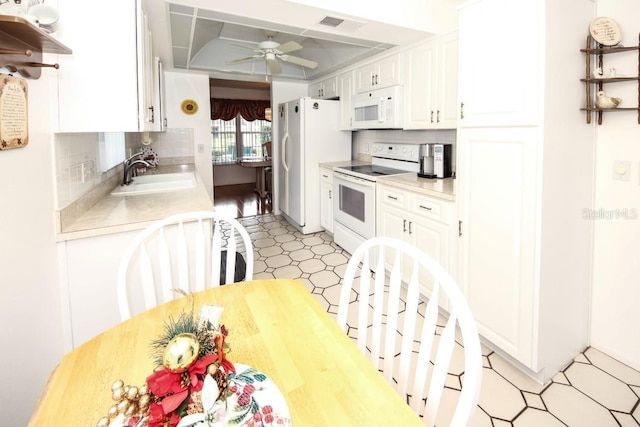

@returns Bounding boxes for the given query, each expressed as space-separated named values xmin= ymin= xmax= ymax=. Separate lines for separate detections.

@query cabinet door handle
xmin=149 ymin=106 xmax=155 ymax=123
xmin=322 ymin=174 xmax=329 ymax=178
xmin=460 ymin=102 xmax=465 ymax=119
xmin=408 ymin=221 xmax=412 ymax=235
xmin=458 ymin=220 xmax=462 ymax=237
xmin=387 ymin=195 xmax=398 ymax=200
xmin=430 ymin=111 xmax=434 ymax=123
xmin=375 ymin=74 xmax=378 ymax=85
xmin=329 ymin=190 xmax=332 ymax=199
xmin=403 ymin=219 xmax=407 ymax=233
xmin=437 ymin=110 xmax=440 ymax=123
xmin=371 ymin=75 xmax=375 ymax=86
xmin=419 ymin=205 xmax=432 ymax=211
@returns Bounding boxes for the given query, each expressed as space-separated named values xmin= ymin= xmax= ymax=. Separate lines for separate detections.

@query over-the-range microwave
xmin=352 ymin=85 xmax=404 ymax=130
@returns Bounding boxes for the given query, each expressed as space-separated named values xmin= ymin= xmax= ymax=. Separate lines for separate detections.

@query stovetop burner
xmin=339 ymin=164 xmax=411 ymax=177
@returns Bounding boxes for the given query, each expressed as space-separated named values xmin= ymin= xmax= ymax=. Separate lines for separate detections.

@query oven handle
xmin=333 ymin=171 xmax=376 ymax=188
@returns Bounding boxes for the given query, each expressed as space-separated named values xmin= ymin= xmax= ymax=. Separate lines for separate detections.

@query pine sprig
xmin=149 ymin=309 xmax=218 ymax=368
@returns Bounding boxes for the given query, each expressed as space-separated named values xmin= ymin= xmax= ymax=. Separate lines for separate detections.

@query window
xmin=212 ymin=116 xmax=272 ymax=164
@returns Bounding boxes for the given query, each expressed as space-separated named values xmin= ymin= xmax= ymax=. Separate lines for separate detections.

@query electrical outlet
xmin=613 ymin=160 xmax=631 ymax=181
xmin=197 ymin=144 xmax=204 ymax=153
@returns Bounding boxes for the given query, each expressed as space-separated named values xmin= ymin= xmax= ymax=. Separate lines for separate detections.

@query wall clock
xmin=181 ymin=99 xmax=199 ymax=115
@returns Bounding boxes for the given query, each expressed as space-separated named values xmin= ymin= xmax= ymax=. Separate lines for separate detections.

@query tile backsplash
xmin=352 ymin=128 xmax=457 ymax=166
xmin=55 ymin=128 xmax=195 ymax=210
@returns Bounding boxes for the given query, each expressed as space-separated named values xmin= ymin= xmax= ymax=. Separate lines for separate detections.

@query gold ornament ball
xmin=96 ymin=417 xmax=110 ymax=427
xmin=107 ymin=404 xmax=119 ymax=418
xmin=117 ymin=400 xmax=129 ymax=414
xmin=126 ymin=386 xmax=138 ymax=400
xmin=207 ymin=364 xmax=218 ymax=376
xmin=112 ymin=387 xmax=124 ymax=401
xmin=111 ymin=380 xmax=124 ymax=391
xmin=125 ymin=403 xmax=137 ymax=417
xmin=138 ymin=394 xmax=151 ymax=407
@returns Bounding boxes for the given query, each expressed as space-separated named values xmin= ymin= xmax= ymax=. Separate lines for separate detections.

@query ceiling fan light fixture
xmin=319 ymin=16 xmax=344 ymax=27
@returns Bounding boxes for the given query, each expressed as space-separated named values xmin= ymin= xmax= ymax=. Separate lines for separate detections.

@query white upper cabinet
xmin=338 ymin=71 xmax=354 ymax=130
xmin=354 ymin=53 xmax=403 ymax=93
xmin=309 ymin=76 xmax=338 ymax=99
xmin=403 ymin=32 xmax=458 ymax=129
xmin=458 ymin=0 xmax=539 ymax=127
xmin=56 ymin=0 xmax=160 ymax=132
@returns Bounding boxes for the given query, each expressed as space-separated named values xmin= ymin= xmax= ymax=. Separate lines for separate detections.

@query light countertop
xmin=377 ymin=174 xmax=455 ymax=201
xmin=56 ymin=165 xmax=213 ymax=241
xmin=319 ymin=160 xmax=455 ymax=201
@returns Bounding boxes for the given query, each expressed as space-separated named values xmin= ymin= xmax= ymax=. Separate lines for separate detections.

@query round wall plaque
xmin=590 ymin=17 xmax=622 ymax=46
xmin=181 ymin=99 xmax=199 ymax=115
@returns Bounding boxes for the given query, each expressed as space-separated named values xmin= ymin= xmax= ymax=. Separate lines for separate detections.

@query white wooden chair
xmin=117 ymin=211 xmax=253 ymax=320
xmin=337 ymin=237 xmax=482 ymax=426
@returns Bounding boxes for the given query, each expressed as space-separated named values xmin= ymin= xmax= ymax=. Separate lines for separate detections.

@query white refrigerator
xmin=277 ymin=97 xmax=351 ymax=234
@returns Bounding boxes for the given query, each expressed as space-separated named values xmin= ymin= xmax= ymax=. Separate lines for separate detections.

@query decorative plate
xmin=181 ymin=99 xmax=199 ymax=115
xmin=222 ymin=364 xmax=291 ymax=426
xmin=174 ymin=364 xmax=291 ymax=427
xmin=141 ymin=146 xmax=158 ymax=167
xmin=590 ymin=17 xmax=622 ymax=46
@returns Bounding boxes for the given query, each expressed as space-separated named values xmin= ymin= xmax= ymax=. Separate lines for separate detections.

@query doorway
xmin=210 ymin=79 xmax=272 ymax=219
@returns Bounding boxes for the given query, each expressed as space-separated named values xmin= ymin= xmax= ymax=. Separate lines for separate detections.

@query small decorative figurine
xmin=595 ymin=90 xmax=622 ymax=109
xmin=593 ymin=67 xmax=604 ymax=79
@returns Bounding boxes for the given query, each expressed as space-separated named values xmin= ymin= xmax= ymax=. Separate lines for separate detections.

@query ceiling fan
xmin=225 ymin=31 xmax=319 ymax=75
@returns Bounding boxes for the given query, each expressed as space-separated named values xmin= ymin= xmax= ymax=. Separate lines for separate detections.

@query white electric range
xmin=332 ymin=143 xmax=421 ymax=254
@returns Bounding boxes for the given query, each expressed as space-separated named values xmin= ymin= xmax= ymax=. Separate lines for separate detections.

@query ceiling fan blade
xmin=276 ymin=41 xmax=302 ymax=54
xmin=267 ymin=59 xmax=282 ymax=75
xmin=225 ymin=55 xmax=261 ymax=64
xmin=279 ymin=55 xmax=318 ymax=69
xmin=227 ymin=41 xmax=259 ymax=52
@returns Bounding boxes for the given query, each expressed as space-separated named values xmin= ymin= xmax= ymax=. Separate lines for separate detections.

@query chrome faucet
xmin=122 ymin=151 xmax=151 ymax=186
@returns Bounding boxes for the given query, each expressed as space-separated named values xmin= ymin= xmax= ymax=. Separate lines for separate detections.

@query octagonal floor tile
xmin=264 ymin=254 xmax=292 ymax=268
xmin=299 ymin=259 xmax=326 ymax=274
xmin=565 ymin=361 xmax=638 ymax=412
xmin=477 ymin=368 xmax=526 ymax=421
xmin=543 ymin=382 xmax=619 ymax=427
xmin=290 ymin=248 xmax=315 ymax=262
xmin=258 ymin=245 xmax=283 ymax=258
xmin=281 ymin=240 xmax=305 ymax=252
xmin=272 ymin=265 xmax=302 ymax=279
xmin=321 ymin=252 xmax=349 ymax=267
xmin=253 ymin=237 xmax=276 ymax=248
xmin=309 ymin=270 xmax=341 ymax=287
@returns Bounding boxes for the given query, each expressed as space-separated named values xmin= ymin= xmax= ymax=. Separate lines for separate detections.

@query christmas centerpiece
xmin=96 ymin=304 xmax=292 ymax=427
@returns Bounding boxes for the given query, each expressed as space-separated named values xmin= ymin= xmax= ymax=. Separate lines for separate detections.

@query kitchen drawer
xmin=379 ymin=186 xmax=408 ymax=209
xmin=320 ymin=167 xmax=333 ymax=183
xmin=410 ymin=194 xmax=452 ymax=224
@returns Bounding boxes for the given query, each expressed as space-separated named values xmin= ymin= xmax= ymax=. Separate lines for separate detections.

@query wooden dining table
xmin=28 ymin=279 xmax=423 ymax=426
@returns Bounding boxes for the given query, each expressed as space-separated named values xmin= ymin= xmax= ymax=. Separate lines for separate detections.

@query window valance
xmin=210 ymin=98 xmax=271 ymax=122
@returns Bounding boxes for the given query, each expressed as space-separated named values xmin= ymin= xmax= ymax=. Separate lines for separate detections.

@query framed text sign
xmin=0 ymin=75 xmax=28 ymax=150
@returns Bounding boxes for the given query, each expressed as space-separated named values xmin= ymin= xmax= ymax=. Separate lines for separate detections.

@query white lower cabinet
xmin=57 ymin=230 xmax=140 ymax=350
xmin=320 ymin=167 xmax=334 ymax=233
xmin=457 ymin=127 xmax=538 ymax=370
xmin=376 ymin=183 xmax=457 ymax=310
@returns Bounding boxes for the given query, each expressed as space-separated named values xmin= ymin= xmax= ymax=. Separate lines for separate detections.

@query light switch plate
xmin=613 ymin=160 xmax=631 ymax=181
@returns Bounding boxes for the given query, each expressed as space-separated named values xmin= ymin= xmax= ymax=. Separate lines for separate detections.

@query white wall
xmin=0 ymin=68 xmax=64 ymax=425
xmin=164 ymin=70 xmax=214 ymax=200
xmin=590 ymin=1 xmax=640 ymax=370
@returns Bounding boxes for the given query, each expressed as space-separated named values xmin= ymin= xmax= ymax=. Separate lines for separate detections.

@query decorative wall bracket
xmin=0 ymin=15 xmax=71 ymax=79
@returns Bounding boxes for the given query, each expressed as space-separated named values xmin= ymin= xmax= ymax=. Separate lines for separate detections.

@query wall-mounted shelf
xmin=0 ymin=15 xmax=72 ymax=79
xmin=580 ymin=34 xmax=640 ymax=125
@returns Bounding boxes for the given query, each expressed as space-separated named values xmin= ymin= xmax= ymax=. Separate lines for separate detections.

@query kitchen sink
xmin=110 ymin=172 xmax=197 ymax=196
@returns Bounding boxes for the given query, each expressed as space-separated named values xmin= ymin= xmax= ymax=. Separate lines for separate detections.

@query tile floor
xmin=237 ymin=214 xmax=640 ymax=427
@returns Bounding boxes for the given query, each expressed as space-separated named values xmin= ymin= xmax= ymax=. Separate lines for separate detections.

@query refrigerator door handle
xmin=281 ymin=132 xmax=289 ymax=171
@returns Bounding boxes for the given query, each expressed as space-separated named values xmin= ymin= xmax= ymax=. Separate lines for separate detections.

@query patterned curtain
xmin=210 ymin=99 xmax=271 ymax=121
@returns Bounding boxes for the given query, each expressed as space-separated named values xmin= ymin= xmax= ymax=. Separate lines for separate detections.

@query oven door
xmin=333 ymin=171 xmax=376 ymax=240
